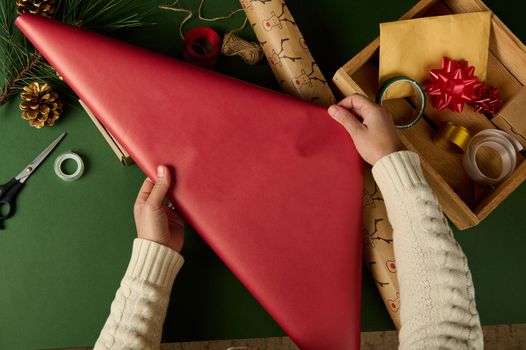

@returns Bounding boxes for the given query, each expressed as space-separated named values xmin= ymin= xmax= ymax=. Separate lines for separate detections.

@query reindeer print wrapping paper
xmin=240 ymin=0 xmax=336 ymax=106
xmin=240 ymin=0 xmax=401 ymax=329
xmin=363 ymin=167 xmax=401 ymax=329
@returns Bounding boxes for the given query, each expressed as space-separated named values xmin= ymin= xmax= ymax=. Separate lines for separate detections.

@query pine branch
xmin=0 ymin=52 xmax=41 ymax=105
xmin=0 ymin=0 xmax=153 ymax=107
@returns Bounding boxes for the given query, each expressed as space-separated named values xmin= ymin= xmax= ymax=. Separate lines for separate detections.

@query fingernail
xmin=157 ymin=165 xmax=165 ymax=178
xmin=328 ymin=105 xmax=338 ymax=117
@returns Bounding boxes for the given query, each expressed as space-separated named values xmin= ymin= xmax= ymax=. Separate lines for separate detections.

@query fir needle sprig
xmin=0 ymin=0 xmax=152 ymax=106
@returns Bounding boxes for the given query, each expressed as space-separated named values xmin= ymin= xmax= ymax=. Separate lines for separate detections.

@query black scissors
xmin=0 ymin=132 xmax=66 ymax=228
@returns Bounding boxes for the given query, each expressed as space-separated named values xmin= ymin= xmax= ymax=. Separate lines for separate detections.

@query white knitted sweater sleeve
xmin=94 ymin=238 xmax=184 ymax=350
xmin=372 ymin=151 xmax=483 ymax=350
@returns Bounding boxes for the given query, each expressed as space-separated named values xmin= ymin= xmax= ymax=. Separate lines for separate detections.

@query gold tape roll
xmin=433 ymin=122 xmax=471 ymax=153
xmin=240 ymin=0 xmax=335 ymax=107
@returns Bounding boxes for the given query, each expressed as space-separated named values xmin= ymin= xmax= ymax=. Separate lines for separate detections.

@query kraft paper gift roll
xmin=240 ymin=0 xmax=335 ymax=107
xmin=241 ymin=0 xmax=401 ymax=328
xmin=363 ymin=168 xmax=401 ymax=329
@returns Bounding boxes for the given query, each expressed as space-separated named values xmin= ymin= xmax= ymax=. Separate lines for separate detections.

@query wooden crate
xmin=332 ymin=0 xmax=526 ymax=230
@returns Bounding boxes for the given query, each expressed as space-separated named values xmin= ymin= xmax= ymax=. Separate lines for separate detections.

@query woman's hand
xmin=328 ymin=94 xmax=403 ymax=166
xmin=134 ymin=165 xmax=184 ymax=253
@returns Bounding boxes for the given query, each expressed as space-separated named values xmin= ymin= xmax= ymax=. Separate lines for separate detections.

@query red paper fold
xmin=16 ymin=14 xmax=364 ymax=350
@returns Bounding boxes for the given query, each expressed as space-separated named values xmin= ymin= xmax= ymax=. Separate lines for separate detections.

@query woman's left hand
xmin=133 ymin=165 xmax=185 ymax=253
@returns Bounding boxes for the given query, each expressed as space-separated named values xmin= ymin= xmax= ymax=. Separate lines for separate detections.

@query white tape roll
xmin=54 ymin=152 xmax=84 ymax=181
xmin=463 ymin=129 xmax=523 ymax=185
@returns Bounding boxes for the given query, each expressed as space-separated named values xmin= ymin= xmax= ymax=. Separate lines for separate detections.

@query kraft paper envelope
xmin=379 ymin=12 xmax=492 ymax=99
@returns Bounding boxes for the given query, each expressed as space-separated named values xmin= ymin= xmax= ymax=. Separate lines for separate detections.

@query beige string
xmin=160 ymin=0 xmax=245 ymax=39
xmin=159 ymin=0 xmax=263 ymax=64
xmin=222 ymin=32 xmax=264 ymax=65
xmin=159 ymin=0 xmax=193 ymax=40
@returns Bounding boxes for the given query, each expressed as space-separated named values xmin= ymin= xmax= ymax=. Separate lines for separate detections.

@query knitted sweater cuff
xmin=124 ymin=238 xmax=184 ymax=290
xmin=371 ymin=151 xmax=428 ymax=202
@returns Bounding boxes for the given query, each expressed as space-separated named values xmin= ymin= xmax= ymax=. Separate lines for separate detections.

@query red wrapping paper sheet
xmin=16 ymin=14 xmax=363 ymax=350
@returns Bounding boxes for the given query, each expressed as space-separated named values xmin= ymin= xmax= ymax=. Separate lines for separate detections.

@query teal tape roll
xmin=376 ymin=76 xmax=426 ymax=129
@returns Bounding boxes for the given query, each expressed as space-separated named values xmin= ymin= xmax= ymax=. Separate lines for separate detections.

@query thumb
xmin=145 ymin=165 xmax=171 ymax=208
xmin=328 ymin=105 xmax=364 ymax=135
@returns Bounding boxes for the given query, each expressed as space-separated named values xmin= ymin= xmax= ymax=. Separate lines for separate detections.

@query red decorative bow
xmin=425 ymin=57 xmax=502 ymax=115
xmin=471 ymin=84 xmax=502 ymax=115
xmin=425 ymin=57 xmax=482 ymax=113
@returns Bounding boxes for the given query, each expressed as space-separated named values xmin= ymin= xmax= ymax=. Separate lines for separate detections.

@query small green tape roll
xmin=376 ymin=76 xmax=426 ymax=129
xmin=54 ymin=152 xmax=84 ymax=181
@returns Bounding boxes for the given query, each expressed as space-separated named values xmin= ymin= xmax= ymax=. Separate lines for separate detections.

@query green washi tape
xmin=376 ymin=76 xmax=426 ymax=129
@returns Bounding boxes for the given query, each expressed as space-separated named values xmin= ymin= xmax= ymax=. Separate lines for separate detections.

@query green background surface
xmin=1 ymin=0 xmax=525 ymax=349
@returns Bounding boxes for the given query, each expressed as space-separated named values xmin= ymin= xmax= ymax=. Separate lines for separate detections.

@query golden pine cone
xmin=19 ymin=82 xmax=62 ymax=129
xmin=16 ymin=0 xmax=56 ymax=18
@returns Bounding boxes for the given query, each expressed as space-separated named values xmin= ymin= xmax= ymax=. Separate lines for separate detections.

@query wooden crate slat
xmin=486 ymin=54 xmax=523 ymax=103
xmin=334 ymin=38 xmax=380 ymax=80
xmin=474 ymin=160 xmax=526 ymax=219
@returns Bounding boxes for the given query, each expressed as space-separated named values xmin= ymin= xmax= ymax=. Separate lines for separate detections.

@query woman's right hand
xmin=328 ymin=94 xmax=403 ymax=166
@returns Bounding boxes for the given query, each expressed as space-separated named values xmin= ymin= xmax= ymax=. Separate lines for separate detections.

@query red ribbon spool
xmin=183 ymin=26 xmax=222 ymax=68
